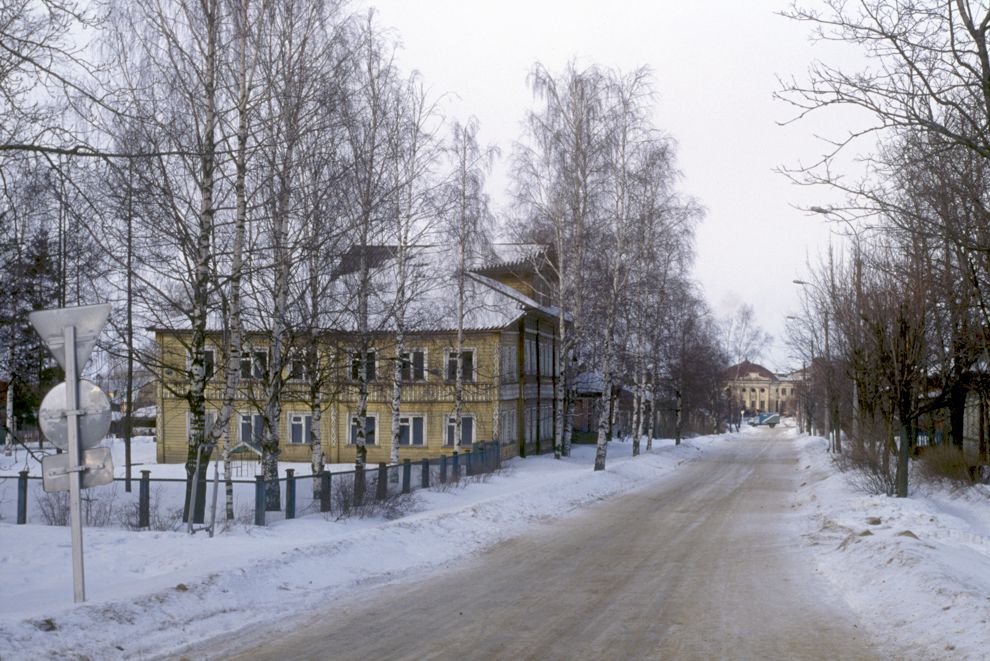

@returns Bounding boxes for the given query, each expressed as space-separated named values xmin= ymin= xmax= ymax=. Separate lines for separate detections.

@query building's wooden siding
xmin=155 ymin=311 xmax=562 ymax=467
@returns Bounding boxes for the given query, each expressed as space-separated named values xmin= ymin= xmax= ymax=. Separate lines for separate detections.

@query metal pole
xmin=64 ymin=324 xmax=86 ymax=603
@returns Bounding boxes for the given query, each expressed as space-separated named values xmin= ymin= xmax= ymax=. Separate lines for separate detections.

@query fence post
xmin=285 ymin=468 xmax=296 ymax=520
xmin=402 ymin=459 xmax=411 ymax=494
xmin=452 ymin=451 xmax=460 ymax=481
xmin=254 ymin=475 xmax=266 ymax=526
xmin=354 ymin=466 xmax=365 ymax=507
xmin=17 ymin=470 xmax=28 ymax=525
xmin=440 ymin=454 xmax=447 ymax=484
xmin=421 ymin=457 xmax=430 ymax=489
xmin=320 ymin=471 xmax=331 ymax=513
xmin=466 ymin=448 xmax=474 ymax=476
xmin=479 ymin=443 xmax=487 ymax=473
xmin=139 ymin=470 xmax=151 ymax=529
xmin=376 ymin=463 xmax=388 ymax=500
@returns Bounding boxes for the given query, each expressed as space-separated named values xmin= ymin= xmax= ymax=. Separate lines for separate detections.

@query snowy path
xmin=207 ymin=429 xmax=885 ymax=660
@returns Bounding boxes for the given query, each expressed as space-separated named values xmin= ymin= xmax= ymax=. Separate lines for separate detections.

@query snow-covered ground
xmin=793 ymin=430 xmax=990 ymax=660
xmin=1 ymin=427 xmax=988 ymax=659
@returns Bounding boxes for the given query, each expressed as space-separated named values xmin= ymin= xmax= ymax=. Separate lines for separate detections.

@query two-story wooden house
xmin=154 ymin=245 xmax=567 ymax=465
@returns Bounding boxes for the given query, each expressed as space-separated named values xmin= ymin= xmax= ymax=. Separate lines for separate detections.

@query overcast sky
xmin=363 ymin=0 xmax=868 ymax=371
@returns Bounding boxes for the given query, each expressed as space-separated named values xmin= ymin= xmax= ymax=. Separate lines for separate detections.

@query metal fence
xmin=0 ymin=442 xmax=501 ymax=530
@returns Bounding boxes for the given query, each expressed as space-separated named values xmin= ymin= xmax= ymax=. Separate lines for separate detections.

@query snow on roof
xmin=151 ymin=244 xmax=554 ymax=336
xmin=487 ymin=243 xmax=548 ymax=268
xmin=466 ymin=272 xmax=569 ymax=323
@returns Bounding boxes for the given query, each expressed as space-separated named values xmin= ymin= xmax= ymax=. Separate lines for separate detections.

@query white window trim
xmin=351 ymin=350 xmax=377 ymax=382
xmin=445 ymin=413 xmax=475 ymax=446
xmin=238 ymin=412 xmax=264 ymax=446
xmin=349 ymin=412 xmax=379 ymax=446
xmin=287 ymin=412 xmax=313 ymax=445
xmin=445 ymin=347 xmax=476 ymax=382
xmin=397 ymin=413 xmax=427 ymax=446
xmin=401 ymin=348 xmax=428 ymax=382
xmin=240 ymin=348 xmax=268 ymax=380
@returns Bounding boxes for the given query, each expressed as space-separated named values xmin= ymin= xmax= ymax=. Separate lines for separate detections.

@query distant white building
xmin=723 ymin=360 xmax=799 ymax=416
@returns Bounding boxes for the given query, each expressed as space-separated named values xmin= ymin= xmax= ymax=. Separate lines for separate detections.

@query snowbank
xmin=794 ymin=433 xmax=990 ymax=660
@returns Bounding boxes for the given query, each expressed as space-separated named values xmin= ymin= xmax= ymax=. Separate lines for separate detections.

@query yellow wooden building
xmin=155 ymin=245 xmax=565 ymax=465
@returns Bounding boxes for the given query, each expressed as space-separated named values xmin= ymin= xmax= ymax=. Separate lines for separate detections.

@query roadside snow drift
xmin=794 ymin=433 xmax=990 ymax=660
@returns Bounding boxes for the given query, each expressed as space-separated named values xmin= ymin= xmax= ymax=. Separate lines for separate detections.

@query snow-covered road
xmin=204 ymin=429 xmax=884 ymax=660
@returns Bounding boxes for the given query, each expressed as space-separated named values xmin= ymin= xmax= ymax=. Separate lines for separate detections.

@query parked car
xmin=748 ymin=412 xmax=780 ymax=428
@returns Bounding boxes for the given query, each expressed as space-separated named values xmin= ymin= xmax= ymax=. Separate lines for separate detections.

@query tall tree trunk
xmin=647 ymin=368 xmax=658 ymax=451
xmin=353 ymin=222 xmax=371 ymax=501
xmin=217 ymin=0 xmax=253 ymax=521
xmin=308 ymin=236 xmax=324 ymax=501
xmin=895 ymin=388 xmax=913 ymax=498
xmin=554 ymin=221 xmax=567 ymax=460
xmin=183 ymin=0 xmax=219 ymax=524
xmin=3 ymin=335 xmax=14 ymax=456
xmin=636 ymin=370 xmax=648 ymax=448
xmin=593 ymin=295 xmax=619 ymax=471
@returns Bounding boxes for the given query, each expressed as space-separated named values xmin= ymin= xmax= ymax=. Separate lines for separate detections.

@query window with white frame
xmin=401 ymin=350 xmax=426 ymax=382
xmin=240 ymin=350 xmax=267 ymax=379
xmin=351 ymin=351 xmax=376 ymax=381
xmin=239 ymin=412 xmax=264 ymax=448
xmin=445 ymin=414 xmax=474 ymax=446
xmin=398 ymin=414 xmax=426 ymax=446
xmin=446 ymin=349 xmax=474 ymax=382
xmin=349 ymin=414 xmax=377 ymax=445
xmin=288 ymin=413 xmax=312 ymax=444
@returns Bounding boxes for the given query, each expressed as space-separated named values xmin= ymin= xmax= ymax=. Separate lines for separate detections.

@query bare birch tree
xmin=511 ymin=62 xmax=609 ymax=459
xmin=387 ymin=76 xmax=443 ymax=468
xmin=444 ymin=118 xmax=497 ymax=453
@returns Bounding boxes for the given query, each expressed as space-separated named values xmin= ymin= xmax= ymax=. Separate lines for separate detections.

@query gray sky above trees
xmin=364 ymin=0 xmax=870 ymax=371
